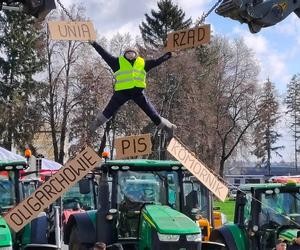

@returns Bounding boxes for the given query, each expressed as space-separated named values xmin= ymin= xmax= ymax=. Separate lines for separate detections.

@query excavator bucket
xmin=215 ymin=0 xmax=300 ymax=33
xmin=22 ymin=0 xmax=56 ymax=20
xmin=215 ymin=0 xmax=246 ymax=22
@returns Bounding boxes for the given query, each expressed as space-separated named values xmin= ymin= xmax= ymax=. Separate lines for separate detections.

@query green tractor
xmin=63 ymin=159 xmax=224 ymax=250
xmin=0 ymin=160 xmax=28 ymax=250
xmin=0 ymin=160 xmax=61 ymax=250
xmin=210 ymin=182 xmax=300 ymax=250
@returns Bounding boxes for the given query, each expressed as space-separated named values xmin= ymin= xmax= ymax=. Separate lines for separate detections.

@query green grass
xmin=214 ymin=199 xmax=235 ymax=222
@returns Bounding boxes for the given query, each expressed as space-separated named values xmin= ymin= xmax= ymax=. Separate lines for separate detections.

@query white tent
xmin=40 ymin=158 xmax=62 ymax=171
xmin=0 ymin=147 xmax=26 ymax=163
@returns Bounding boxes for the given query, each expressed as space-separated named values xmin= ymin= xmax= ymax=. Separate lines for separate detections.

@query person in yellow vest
xmin=89 ymin=41 xmax=176 ymax=139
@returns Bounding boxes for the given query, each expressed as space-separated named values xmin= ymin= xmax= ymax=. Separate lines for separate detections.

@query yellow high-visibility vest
xmin=114 ymin=56 xmax=146 ymax=91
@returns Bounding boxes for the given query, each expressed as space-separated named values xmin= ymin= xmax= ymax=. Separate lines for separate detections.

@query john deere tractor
xmin=0 ymin=160 xmax=62 ymax=250
xmin=210 ymin=182 xmax=300 ymax=250
xmin=64 ymin=159 xmax=224 ymax=250
xmin=0 ymin=160 xmax=28 ymax=250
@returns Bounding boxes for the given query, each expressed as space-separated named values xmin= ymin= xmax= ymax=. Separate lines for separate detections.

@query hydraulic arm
xmin=215 ymin=0 xmax=300 ymax=32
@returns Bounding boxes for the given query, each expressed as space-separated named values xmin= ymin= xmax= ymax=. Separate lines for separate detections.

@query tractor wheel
xmin=69 ymin=226 xmax=88 ymax=250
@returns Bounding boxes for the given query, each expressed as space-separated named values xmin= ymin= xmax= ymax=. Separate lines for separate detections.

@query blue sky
xmin=60 ymin=0 xmax=300 ymax=161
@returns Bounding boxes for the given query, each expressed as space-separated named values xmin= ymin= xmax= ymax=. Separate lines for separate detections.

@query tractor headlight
xmin=157 ymin=233 xmax=180 ymax=242
xmin=186 ymin=233 xmax=202 ymax=242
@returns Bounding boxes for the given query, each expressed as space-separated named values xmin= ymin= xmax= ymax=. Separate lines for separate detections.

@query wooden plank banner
xmin=165 ymin=24 xmax=211 ymax=52
xmin=167 ymin=138 xmax=228 ymax=201
xmin=48 ymin=21 xmax=96 ymax=41
xmin=4 ymin=146 xmax=102 ymax=232
xmin=115 ymin=134 xmax=152 ymax=159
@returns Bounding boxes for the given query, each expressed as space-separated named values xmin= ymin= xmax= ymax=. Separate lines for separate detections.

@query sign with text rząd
xmin=165 ymin=24 xmax=211 ymax=52
xmin=4 ymin=147 xmax=101 ymax=232
xmin=167 ymin=138 xmax=228 ymax=201
xmin=115 ymin=134 xmax=152 ymax=159
xmin=48 ymin=21 xmax=96 ymax=41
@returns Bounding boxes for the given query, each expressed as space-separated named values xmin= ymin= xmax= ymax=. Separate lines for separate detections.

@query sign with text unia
xmin=48 ymin=21 xmax=96 ymax=41
xmin=167 ymin=138 xmax=228 ymax=201
xmin=165 ymin=24 xmax=210 ymax=52
xmin=4 ymin=146 xmax=101 ymax=232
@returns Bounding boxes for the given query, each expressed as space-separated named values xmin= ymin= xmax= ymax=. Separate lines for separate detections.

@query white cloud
xmin=175 ymin=0 xmax=211 ymax=20
xmin=60 ymin=0 xmax=157 ymax=35
xmin=230 ymin=26 xmax=290 ymax=92
xmin=274 ymin=14 xmax=300 ymax=36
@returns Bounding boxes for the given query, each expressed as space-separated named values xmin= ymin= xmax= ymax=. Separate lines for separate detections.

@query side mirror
xmin=79 ymin=178 xmax=91 ymax=194
xmin=22 ymin=0 xmax=56 ymax=19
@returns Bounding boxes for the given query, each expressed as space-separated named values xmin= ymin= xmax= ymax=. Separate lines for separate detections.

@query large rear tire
xmin=69 ymin=226 xmax=88 ymax=250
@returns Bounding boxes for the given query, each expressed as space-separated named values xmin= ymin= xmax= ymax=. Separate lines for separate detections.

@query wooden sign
xmin=165 ymin=24 xmax=211 ymax=52
xmin=48 ymin=21 xmax=96 ymax=41
xmin=167 ymin=138 xmax=228 ymax=201
xmin=4 ymin=147 xmax=101 ymax=232
xmin=115 ymin=134 xmax=152 ymax=159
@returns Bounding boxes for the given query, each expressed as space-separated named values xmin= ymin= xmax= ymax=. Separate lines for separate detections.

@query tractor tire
xmin=69 ymin=226 xmax=88 ymax=250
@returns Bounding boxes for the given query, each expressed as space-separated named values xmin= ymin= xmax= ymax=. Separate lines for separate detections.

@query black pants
xmin=102 ymin=88 xmax=161 ymax=125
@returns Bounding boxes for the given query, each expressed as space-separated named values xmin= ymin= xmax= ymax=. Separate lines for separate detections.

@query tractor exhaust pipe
xmin=54 ymin=206 xmax=62 ymax=249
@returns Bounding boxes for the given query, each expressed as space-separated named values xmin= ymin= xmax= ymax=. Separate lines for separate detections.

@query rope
xmin=196 ymin=0 xmax=223 ymax=25
xmin=56 ymin=0 xmax=74 ymax=21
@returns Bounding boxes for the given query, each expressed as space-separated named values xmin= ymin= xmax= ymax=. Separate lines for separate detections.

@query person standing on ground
xmin=88 ymin=41 xmax=176 ymax=139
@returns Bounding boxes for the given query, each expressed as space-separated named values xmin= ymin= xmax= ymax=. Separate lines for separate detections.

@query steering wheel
xmin=63 ymin=198 xmax=81 ymax=209
xmin=260 ymin=220 xmax=281 ymax=231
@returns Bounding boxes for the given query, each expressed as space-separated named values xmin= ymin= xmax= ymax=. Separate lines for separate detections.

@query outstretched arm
xmin=144 ymin=52 xmax=172 ymax=72
xmin=90 ymin=41 xmax=119 ymax=72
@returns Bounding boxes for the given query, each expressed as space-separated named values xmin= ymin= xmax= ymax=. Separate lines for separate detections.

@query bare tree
xmin=204 ymin=37 xmax=260 ymax=176
xmin=41 ymin=6 xmax=92 ymax=163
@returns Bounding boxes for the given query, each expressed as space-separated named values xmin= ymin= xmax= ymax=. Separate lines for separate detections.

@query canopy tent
xmin=23 ymin=156 xmax=62 ymax=180
xmin=38 ymin=158 xmax=62 ymax=178
xmin=40 ymin=158 xmax=62 ymax=171
xmin=0 ymin=147 xmax=27 ymax=177
xmin=0 ymin=147 xmax=26 ymax=164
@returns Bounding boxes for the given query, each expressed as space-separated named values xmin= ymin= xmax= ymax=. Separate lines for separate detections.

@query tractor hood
xmin=142 ymin=205 xmax=200 ymax=235
xmin=0 ymin=216 xmax=12 ymax=247
xmin=279 ymin=228 xmax=299 ymax=243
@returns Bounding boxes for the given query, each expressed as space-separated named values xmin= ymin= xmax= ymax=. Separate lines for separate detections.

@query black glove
xmin=89 ymin=40 xmax=96 ymax=46
xmin=162 ymin=52 xmax=172 ymax=60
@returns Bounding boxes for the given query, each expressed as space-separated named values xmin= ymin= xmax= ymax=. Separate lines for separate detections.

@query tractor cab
xmin=65 ymin=159 xmax=222 ymax=250
xmin=0 ymin=161 xmax=27 ymax=212
xmin=0 ymin=160 xmax=28 ymax=249
xmin=62 ymin=175 xmax=97 ymax=226
xmin=210 ymin=182 xmax=300 ymax=250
